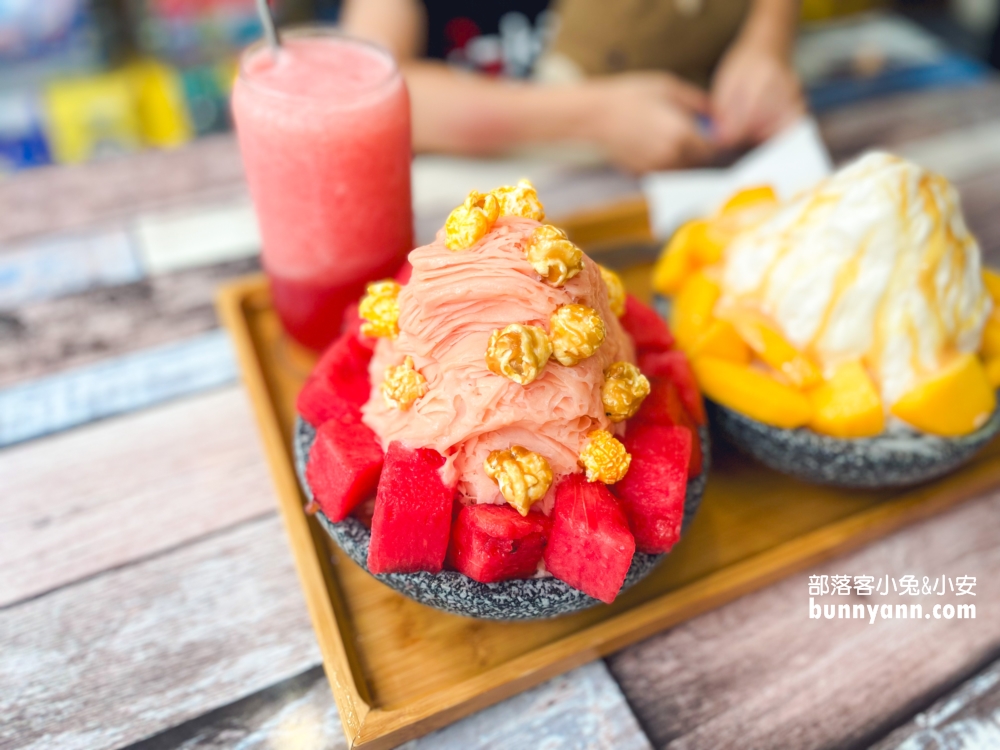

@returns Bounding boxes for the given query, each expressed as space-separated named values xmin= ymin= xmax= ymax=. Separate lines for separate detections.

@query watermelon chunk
xmin=638 ymin=349 xmax=707 ymax=425
xmin=368 ymin=442 xmax=456 ymax=574
xmin=306 ymin=419 xmax=384 ymax=522
xmin=543 ymin=474 xmax=635 ymax=603
xmin=394 ymin=260 xmax=413 ymax=285
xmin=447 ymin=504 xmax=550 ymax=583
xmin=621 ymin=294 xmax=674 ymax=353
xmin=297 ymin=333 xmax=373 ymax=427
xmin=615 ymin=424 xmax=690 ymax=554
xmin=340 ymin=302 xmax=376 ymax=352
xmin=633 ymin=376 xmax=703 ymax=478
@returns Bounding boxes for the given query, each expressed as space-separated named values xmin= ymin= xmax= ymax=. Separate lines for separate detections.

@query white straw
xmin=255 ymin=0 xmax=281 ymax=55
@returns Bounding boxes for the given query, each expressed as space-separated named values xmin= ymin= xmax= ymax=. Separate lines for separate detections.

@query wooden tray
xmin=216 ymin=198 xmax=1000 ymax=750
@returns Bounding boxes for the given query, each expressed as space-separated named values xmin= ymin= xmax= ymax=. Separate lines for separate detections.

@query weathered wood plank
xmin=819 ymin=83 xmax=1000 ymax=163
xmin=0 ymin=330 xmax=237 ymax=446
xmin=607 ymin=490 xmax=1000 ymax=750
xmin=0 ymin=257 xmax=257 ymax=388
xmin=0 ymin=387 xmax=275 ymax=607
xmin=871 ymin=658 xmax=1000 ymax=749
xmin=127 ymin=661 xmax=652 ymax=750
xmin=0 ymin=135 xmax=246 ymax=246
xmin=0 ymin=515 xmax=321 ymax=750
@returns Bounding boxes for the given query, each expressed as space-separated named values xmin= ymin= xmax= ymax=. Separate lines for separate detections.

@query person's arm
xmin=711 ymin=0 xmax=805 ymax=147
xmin=341 ymin=0 xmax=716 ymax=172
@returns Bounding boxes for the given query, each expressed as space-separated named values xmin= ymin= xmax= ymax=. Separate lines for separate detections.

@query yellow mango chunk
xmin=735 ymin=320 xmax=823 ymax=389
xmin=685 ymin=219 xmax=729 ymax=265
xmin=981 ymin=312 xmax=1000 ymax=358
xmin=653 ymin=221 xmax=699 ymax=296
xmin=693 ymin=357 xmax=813 ymax=429
xmin=986 ymin=356 xmax=1000 ymax=388
xmin=721 ymin=185 xmax=778 ymax=214
xmin=690 ymin=319 xmax=751 ymax=363
xmin=983 ymin=268 xmax=1000 ymax=303
xmin=672 ymin=272 xmax=721 ymax=353
xmin=891 ymin=354 xmax=997 ymax=436
xmin=807 ymin=361 xmax=884 ymax=438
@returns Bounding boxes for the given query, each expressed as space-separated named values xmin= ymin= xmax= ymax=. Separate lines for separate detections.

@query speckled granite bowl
xmin=294 ymin=418 xmax=709 ymax=620
xmin=707 ymin=398 xmax=1000 ymax=489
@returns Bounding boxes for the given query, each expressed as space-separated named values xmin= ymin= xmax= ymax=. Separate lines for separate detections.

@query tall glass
xmin=232 ymin=28 xmax=412 ymax=350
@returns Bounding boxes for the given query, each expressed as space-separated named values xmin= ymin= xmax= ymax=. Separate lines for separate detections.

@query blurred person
xmin=341 ymin=0 xmax=806 ymax=173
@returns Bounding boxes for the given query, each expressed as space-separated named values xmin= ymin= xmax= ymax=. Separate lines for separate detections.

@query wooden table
xmin=4 ymin=83 xmax=1000 ymax=750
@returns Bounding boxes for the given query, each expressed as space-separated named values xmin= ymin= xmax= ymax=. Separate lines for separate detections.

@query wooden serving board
xmin=216 ymin=198 xmax=1000 ymax=750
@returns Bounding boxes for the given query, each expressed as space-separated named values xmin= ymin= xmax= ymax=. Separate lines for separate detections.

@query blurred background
xmin=0 ymin=0 xmax=999 ymax=174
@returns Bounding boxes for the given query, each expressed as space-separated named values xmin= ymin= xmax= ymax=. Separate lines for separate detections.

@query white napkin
xmin=642 ymin=117 xmax=833 ymax=239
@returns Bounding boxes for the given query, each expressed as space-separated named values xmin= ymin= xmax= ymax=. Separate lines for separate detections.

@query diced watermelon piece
xmin=638 ymin=349 xmax=707 ymax=425
xmin=368 ymin=442 xmax=456 ymax=574
xmin=306 ymin=419 xmax=383 ymax=522
xmin=447 ymin=504 xmax=551 ymax=583
xmin=296 ymin=333 xmax=374 ymax=426
xmin=340 ymin=302 xmax=376 ymax=351
xmin=543 ymin=474 xmax=635 ymax=603
xmin=621 ymin=294 xmax=674 ymax=353
xmin=615 ymin=424 xmax=690 ymax=554
xmin=394 ymin=260 xmax=413 ymax=285
xmin=633 ymin=377 xmax=703 ymax=477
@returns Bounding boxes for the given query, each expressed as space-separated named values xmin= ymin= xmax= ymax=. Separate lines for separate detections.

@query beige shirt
xmin=547 ymin=0 xmax=752 ymax=86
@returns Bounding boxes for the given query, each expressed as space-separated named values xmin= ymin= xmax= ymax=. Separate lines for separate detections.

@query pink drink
xmin=232 ymin=29 xmax=412 ymax=349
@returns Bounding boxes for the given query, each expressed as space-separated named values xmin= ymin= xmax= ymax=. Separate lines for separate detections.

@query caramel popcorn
xmin=444 ymin=190 xmax=500 ymax=250
xmin=602 ymin=362 xmax=650 ymax=422
xmin=493 ymin=179 xmax=545 ymax=221
xmin=525 ymin=225 xmax=583 ymax=287
xmin=549 ymin=304 xmax=606 ymax=366
xmin=485 ymin=323 xmax=552 ymax=385
xmin=579 ymin=429 xmax=631 ymax=484
xmin=484 ymin=445 xmax=554 ymax=515
xmin=359 ymin=280 xmax=401 ymax=338
xmin=382 ymin=356 xmax=428 ymax=410
xmin=599 ymin=265 xmax=626 ymax=317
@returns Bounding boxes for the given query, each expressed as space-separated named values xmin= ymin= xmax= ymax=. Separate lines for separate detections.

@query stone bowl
xmin=293 ymin=418 xmax=710 ymax=620
xmin=707 ymin=398 xmax=1000 ymax=489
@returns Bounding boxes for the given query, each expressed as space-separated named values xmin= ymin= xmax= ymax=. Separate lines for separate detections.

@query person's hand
xmin=581 ymin=72 xmax=716 ymax=174
xmin=711 ymin=37 xmax=805 ymax=148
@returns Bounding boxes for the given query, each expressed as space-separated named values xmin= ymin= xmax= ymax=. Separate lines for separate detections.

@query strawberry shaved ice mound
xmin=361 ymin=215 xmax=634 ymax=511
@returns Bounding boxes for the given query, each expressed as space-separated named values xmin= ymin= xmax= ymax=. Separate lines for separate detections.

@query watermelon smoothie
xmin=232 ymin=29 xmax=412 ymax=349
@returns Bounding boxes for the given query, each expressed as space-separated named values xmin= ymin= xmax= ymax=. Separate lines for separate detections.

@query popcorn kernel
xmin=599 ymin=264 xmax=626 ymax=317
xmin=359 ymin=280 xmax=401 ymax=338
xmin=493 ymin=179 xmax=545 ymax=221
xmin=445 ymin=190 xmax=500 ymax=250
xmin=549 ymin=304 xmax=606 ymax=366
xmin=382 ymin=356 xmax=428 ymax=410
xmin=485 ymin=323 xmax=552 ymax=385
xmin=602 ymin=361 xmax=651 ymax=422
xmin=484 ymin=445 xmax=554 ymax=515
xmin=579 ymin=429 xmax=631 ymax=484
xmin=525 ymin=225 xmax=583 ymax=287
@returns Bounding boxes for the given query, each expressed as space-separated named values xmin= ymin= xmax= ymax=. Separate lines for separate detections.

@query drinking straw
xmin=255 ymin=0 xmax=281 ymax=55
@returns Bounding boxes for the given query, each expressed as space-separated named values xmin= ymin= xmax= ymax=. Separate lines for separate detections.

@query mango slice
xmin=981 ymin=313 xmax=1000 ymax=358
xmin=806 ymin=361 xmax=884 ymax=438
xmin=983 ymin=268 xmax=1000 ymax=303
xmin=653 ymin=220 xmax=730 ymax=295
xmin=690 ymin=319 xmax=751 ymax=363
xmin=986 ymin=356 xmax=1000 ymax=388
xmin=734 ymin=320 xmax=823 ymax=389
xmin=653 ymin=221 xmax=699 ymax=296
xmin=721 ymin=185 xmax=778 ymax=215
xmin=890 ymin=353 xmax=997 ymax=436
xmin=672 ymin=272 xmax=721 ymax=352
xmin=693 ymin=357 xmax=813 ymax=429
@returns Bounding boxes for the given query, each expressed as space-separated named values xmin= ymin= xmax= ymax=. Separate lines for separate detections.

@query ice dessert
xmin=296 ymin=181 xmax=707 ymax=608
xmin=655 ymin=152 xmax=1000 ymax=440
